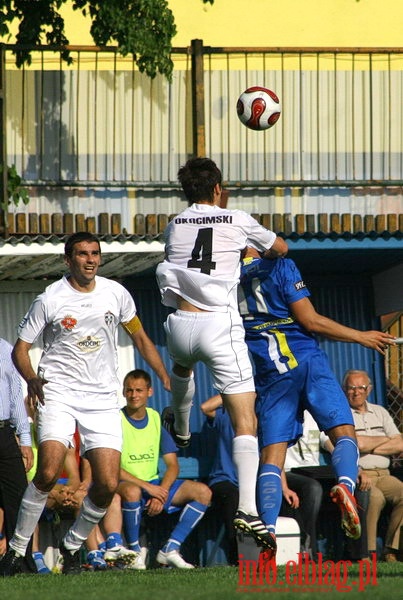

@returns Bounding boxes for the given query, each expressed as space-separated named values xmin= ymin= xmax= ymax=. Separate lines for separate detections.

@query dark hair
xmin=123 ymin=369 xmax=152 ymax=388
xmin=64 ymin=232 xmax=101 ymax=258
xmin=177 ymin=157 xmax=222 ymax=203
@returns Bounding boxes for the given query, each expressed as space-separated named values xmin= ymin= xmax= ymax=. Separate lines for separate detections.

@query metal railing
xmin=1 ymin=42 xmax=403 ymax=193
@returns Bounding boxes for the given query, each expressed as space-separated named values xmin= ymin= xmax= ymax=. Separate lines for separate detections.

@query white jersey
xmin=156 ymin=203 xmax=277 ymax=312
xmin=17 ymin=275 xmax=137 ymax=392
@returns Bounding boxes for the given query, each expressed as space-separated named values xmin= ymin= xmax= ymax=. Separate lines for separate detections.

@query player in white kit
xmin=0 ymin=232 xmax=169 ymax=576
xmin=156 ymin=157 xmax=288 ymax=549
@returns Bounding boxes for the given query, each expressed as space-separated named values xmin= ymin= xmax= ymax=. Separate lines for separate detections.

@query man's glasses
xmin=345 ymin=385 xmax=369 ymax=393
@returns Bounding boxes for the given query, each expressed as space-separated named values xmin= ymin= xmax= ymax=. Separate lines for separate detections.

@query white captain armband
xmin=121 ymin=315 xmax=142 ymax=335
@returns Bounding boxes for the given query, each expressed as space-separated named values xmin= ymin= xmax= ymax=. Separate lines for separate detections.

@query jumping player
xmin=156 ymin=157 xmax=288 ymax=550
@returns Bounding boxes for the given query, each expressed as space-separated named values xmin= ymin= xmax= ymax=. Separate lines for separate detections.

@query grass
xmin=1 ymin=563 xmax=402 ymax=600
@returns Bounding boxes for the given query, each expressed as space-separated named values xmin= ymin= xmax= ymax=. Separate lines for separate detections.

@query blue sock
xmin=122 ymin=501 xmax=142 ymax=552
xmin=98 ymin=540 xmax=106 ymax=553
xmin=257 ymin=464 xmax=282 ymax=535
xmin=331 ymin=436 xmax=359 ymax=494
xmin=106 ymin=532 xmax=124 ymax=550
xmin=32 ymin=551 xmax=50 ymax=574
xmin=163 ymin=501 xmax=208 ymax=553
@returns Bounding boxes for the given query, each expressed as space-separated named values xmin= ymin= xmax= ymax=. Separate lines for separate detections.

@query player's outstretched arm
xmin=290 ymin=297 xmax=395 ymax=355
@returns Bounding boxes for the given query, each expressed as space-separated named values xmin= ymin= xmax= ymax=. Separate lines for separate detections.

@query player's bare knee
xmin=33 ymin=468 xmax=61 ymax=491
xmin=193 ymin=482 xmax=212 ymax=505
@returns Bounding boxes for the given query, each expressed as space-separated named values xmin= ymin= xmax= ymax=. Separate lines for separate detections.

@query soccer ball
xmin=236 ymin=86 xmax=281 ymax=131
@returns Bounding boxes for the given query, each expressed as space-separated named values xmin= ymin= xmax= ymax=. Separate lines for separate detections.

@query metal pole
xmin=0 ymin=44 xmax=8 ymax=238
xmin=191 ymin=39 xmax=206 ymax=158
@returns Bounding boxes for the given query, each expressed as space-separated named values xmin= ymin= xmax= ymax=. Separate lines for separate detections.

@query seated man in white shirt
xmin=342 ymin=369 xmax=403 ymax=562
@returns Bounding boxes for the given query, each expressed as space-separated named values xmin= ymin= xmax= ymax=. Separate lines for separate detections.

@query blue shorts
xmin=255 ymin=348 xmax=354 ymax=448
xmin=141 ymin=478 xmax=184 ymax=514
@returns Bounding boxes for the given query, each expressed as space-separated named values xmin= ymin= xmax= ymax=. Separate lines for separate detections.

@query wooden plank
xmin=318 ymin=213 xmax=328 ymax=233
xmin=111 ymin=214 xmax=121 ymax=235
xmin=352 ymin=214 xmax=362 ymax=233
xmin=63 ymin=213 xmax=74 ymax=234
xmin=364 ymin=215 xmax=375 ymax=232
xmin=341 ymin=214 xmax=351 ymax=233
xmin=39 ymin=213 xmax=50 ymax=234
xmin=6 ymin=212 xmax=14 ymax=233
xmin=260 ymin=214 xmax=272 ymax=231
xmin=146 ymin=214 xmax=157 ymax=235
xmin=98 ymin=213 xmax=109 ymax=234
xmin=51 ymin=213 xmax=63 ymax=234
xmin=306 ymin=214 xmax=315 ymax=233
xmin=272 ymin=214 xmax=284 ymax=233
xmin=75 ymin=214 xmax=86 ymax=231
xmin=28 ymin=213 xmax=39 ymax=234
xmin=16 ymin=213 xmax=26 ymax=233
xmin=330 ymin=213 xmax=341 ymax=233
xmin=283 ymin=213 xmax=293 ymax=235
xmin=295 ymin=214 xmax=305 ymax=235
xmin=375 ymin=214 xmax=386 ymax=232
xmin=387 ymin=213 xmax=397 ymax=232
xmin=86 ymin=217 xmax=96 ymax=233
xmin=157 ymin=214 xmax=169 ymax=234
xmin=134 ymin=214 xmax=145 ymax=235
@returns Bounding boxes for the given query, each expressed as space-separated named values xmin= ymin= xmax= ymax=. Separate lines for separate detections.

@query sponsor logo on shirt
xmin=294 ymin=280 xmax=306 ymax=290
xmin=174 ymin=215 xmax=233 ymax=224
xmin=61 ymin=315 xmax=77 ymax=331
xmin=129 ymin=450 xmax=155 ymax=461
xmin=77 ymin=336 xmax=101 ymax=352
xmin=104 ymin=311 xmax=114 ymax=326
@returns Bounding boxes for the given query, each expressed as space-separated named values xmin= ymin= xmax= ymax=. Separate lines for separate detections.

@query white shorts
xmin=164 ymin=310 xmax=255 ymax=394
xmin=36 ymin=383 xmax=122 ymax=453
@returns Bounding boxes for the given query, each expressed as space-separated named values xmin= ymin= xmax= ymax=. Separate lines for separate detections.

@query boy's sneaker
xmin=234 ymin=510 xmax=277 ymax=551
xmin=330 ymin=483 xmax=361 ymax=540
xmin=32 ymin=551 xmax=51 ymax=574
xmin=104 ymin=545 xmax=138 ymax=566
xmin=0 ymin=549 xmax=25 ymax=577
xmin=86 ymin=550 xmax=107 ymax=571
xmin=59 ymin=541 xmax=82 ymax=575
xmin=161 ymin=407 xmax=191 ymax=449
xmin=156 ymin=549 xmax=194 ymax=569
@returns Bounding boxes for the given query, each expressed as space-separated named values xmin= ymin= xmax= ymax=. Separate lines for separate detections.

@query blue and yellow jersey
xmin=238 ymin=256 xmax=319 ymax=375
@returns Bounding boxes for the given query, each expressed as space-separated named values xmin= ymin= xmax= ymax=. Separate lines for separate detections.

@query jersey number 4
xmin=187 ymin=228 xmax=217 ymax=275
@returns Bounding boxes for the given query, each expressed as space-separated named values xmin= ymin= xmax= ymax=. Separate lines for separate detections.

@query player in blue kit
xmin=238 ymin=248 xmax=395 ymax=557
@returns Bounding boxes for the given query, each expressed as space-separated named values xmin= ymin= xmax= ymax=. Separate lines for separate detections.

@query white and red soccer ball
xmin=236 ymin=86 xmax=281 ymax=131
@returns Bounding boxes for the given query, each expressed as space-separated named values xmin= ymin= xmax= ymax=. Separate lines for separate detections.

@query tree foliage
xmin=0 ymin=0 xmax=216 ymax=79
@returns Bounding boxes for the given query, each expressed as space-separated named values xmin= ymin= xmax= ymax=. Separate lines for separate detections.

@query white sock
xmin=63 ymin=495 xmax=107 ymax=551
xmin=232 ymin=435 xmax=259 ymax=515
xmin=9 ymin=482 xmax=49 ymax=556
xmin=170 ymin=372 xmax=195 ymax=436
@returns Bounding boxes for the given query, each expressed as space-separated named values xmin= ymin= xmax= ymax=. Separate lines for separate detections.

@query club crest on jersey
xmin=104 ymin=311 xmax=114 ymax=326
xmin=294 ymin=280 xmax=306 ymax=290
xmin=77 ymin=336 xmax=101 ymax=352
xmin=61 ymin=315 xmax=77 ymax=331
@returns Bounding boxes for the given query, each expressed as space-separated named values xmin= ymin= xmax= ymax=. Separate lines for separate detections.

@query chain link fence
xmin=385 ymin=315 xmax=403 ymax=469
